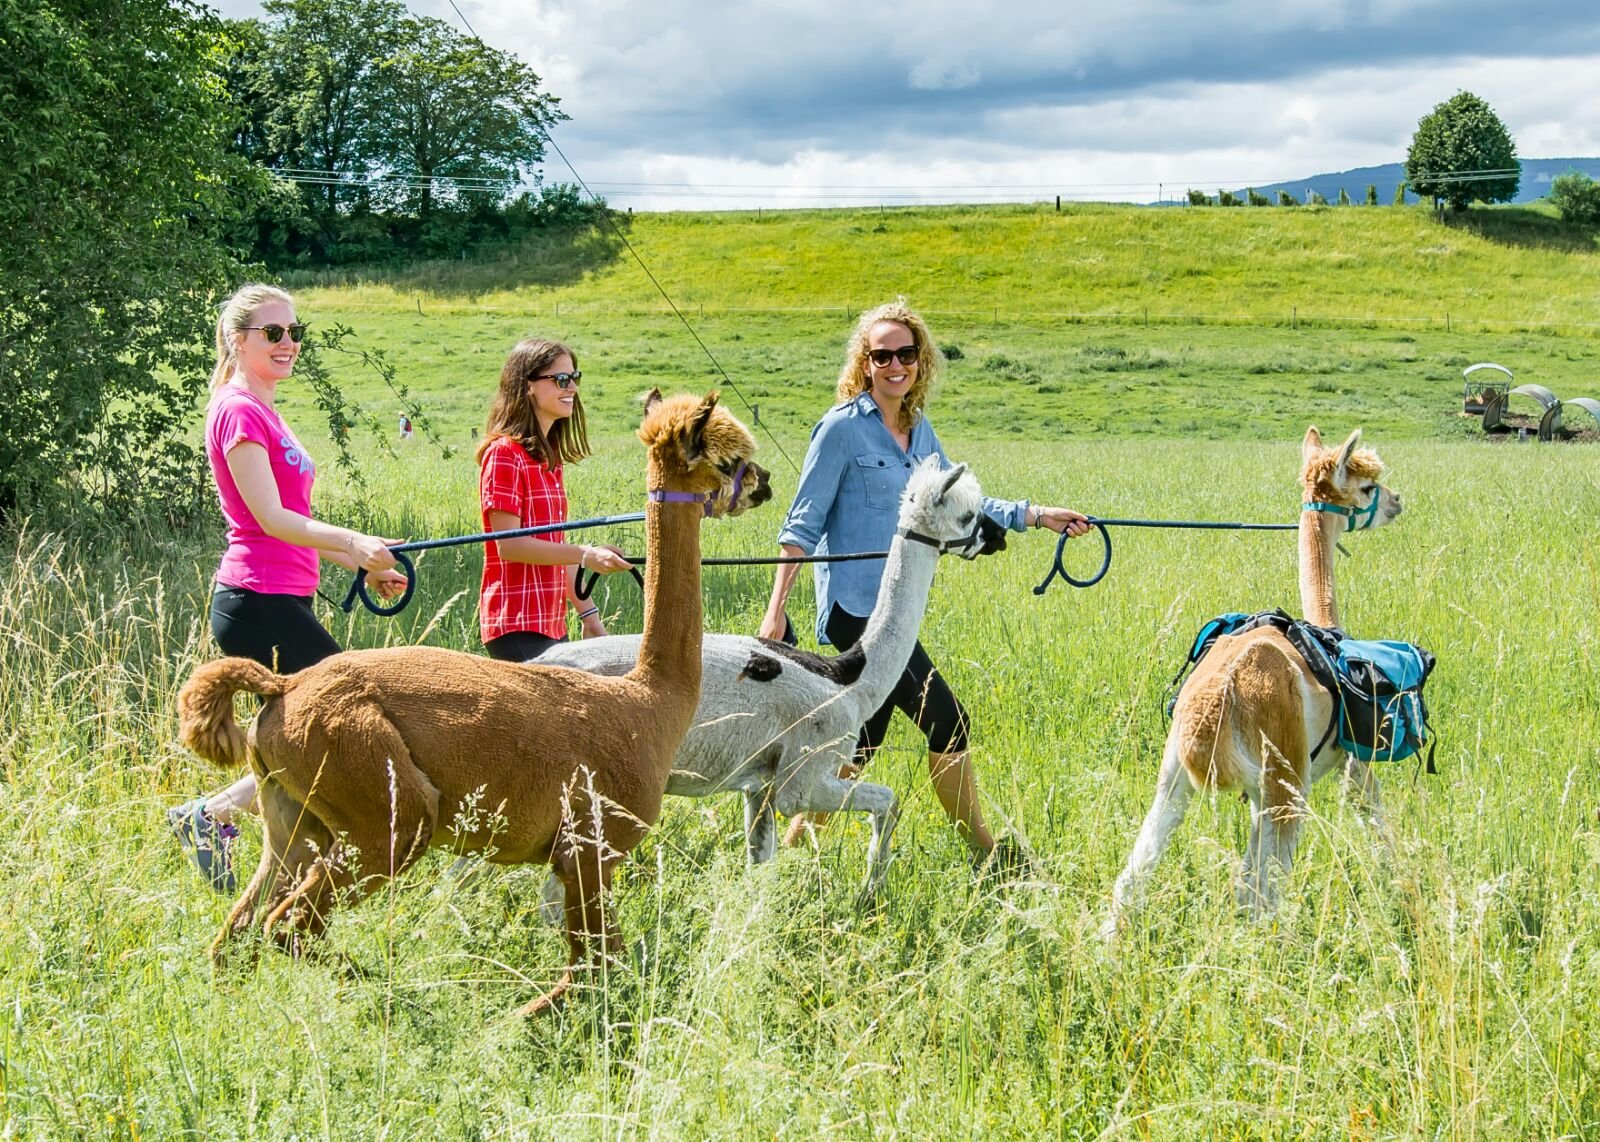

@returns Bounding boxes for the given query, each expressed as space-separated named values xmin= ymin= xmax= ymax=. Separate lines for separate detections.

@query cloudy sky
xmin=215 ymin=0 xmax=1600 ymax=211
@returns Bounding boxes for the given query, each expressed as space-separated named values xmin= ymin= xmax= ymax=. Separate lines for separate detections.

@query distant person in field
xmin=399 ymin=413 xmax=413 ymax=440
xmin=758 ymin=298 xmax=1092 ymax=876
xmin=476 ymin=337 xmax=632 ymax=662
xmin=168 ymin=283 xmax=408 ymax=893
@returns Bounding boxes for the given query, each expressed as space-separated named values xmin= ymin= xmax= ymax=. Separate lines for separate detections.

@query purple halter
xmin=648 ymin=460 xmax=748 ymax=517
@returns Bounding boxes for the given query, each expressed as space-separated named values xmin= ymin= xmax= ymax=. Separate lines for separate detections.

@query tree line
xmin=224 ymin=0 xmax=606 ymax=267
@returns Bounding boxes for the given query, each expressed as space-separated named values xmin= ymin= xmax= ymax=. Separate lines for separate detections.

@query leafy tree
xmin=1309 ymin=191 xmax=1328 ymax=206
xmin=365 ymin=17 xmax=565 ymax=218
xmin=1186 ymin=188 xmax=1211 ymax=206
xmin=1404 ymin=91 xmax=1519 ymax=211
xmin=1366 ymin=184 xmax=1378 ymax=205
xmin=1277 ymin=191 xmax=1296 ymax=207
xmin=1338 ymin=188 xmax=1351 ymax=206
xmin=1247 ymin=188 xmax=1270 ymax=206
xmin=0 ymin=0 xmax=258 ymax=518
xmin=1217 ymin=189 xmax=1242 ymax=207
xmin=1393 ymin=182 xmax=1408 ymax=205
xmin=257 ymin=0 xmax=405 ymax=220
xmin=1548 ymin=171 xmax=1600 ymax=224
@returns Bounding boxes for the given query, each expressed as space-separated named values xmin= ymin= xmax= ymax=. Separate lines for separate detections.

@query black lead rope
xmin=340 ymin=511 xmax=646 ymax=617
xmin=1032 ymin=517 xmax=1299 ymax=594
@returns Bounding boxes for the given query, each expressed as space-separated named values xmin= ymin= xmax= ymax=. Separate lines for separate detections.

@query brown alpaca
xmin=1103 ymin=427 xmax=1403 ymax=933
xmin=177 ymin=391 xmax=770 ymax=1015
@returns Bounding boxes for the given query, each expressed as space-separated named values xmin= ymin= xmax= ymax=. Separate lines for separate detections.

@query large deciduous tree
xmin=1404 ymin=91 xmax=1520 ymax=212
xmin=0 ymin=0 xmax=259 ymax=519
xmin=365 ymin=17 xmax=565 ymax=218
xmin=258 ymin=0 xmax=403 ymax=219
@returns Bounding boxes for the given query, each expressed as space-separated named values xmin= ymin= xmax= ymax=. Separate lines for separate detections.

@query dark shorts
xmin=484 ymin=630 xmax=568 ymax=662
xmin=210 ymin=587 xmax=341 ymax=674
xmin=825 ymin=602 xmax=970 ymax=757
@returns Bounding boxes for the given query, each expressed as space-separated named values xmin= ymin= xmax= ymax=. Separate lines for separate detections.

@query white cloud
xmin=208 ymin=0 xmax=1600 ymax=209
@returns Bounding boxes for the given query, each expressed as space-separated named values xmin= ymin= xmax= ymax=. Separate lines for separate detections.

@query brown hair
xmin=211 ymin=283 xmax=295 ymax=388
xmin=834 ymin=298 xmax=940 ymax=434
xmin=475 ymin=337 xmax=592 ymax=468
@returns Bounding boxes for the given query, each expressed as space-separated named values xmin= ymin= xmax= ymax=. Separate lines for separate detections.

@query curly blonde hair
xmin=834 ymin=299 xmax=940 ymax=434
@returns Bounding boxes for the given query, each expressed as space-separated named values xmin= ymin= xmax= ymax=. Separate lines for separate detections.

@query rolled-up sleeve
xmin=927 ymin=423 xmax=1029 ymax=532
xmin=777 ymin=415 xmax=849 ymax=554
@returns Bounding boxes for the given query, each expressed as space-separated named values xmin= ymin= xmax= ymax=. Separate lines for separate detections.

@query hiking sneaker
xmin=167 ymin=797 xmax=239 ymax=894
xmin=972 ymin=835 xmax=1031 ymax=887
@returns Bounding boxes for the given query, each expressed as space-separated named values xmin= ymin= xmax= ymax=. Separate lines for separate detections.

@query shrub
xmin=1277 ymin=191 xmax=1296 ymax=207
xmin=1338 ymin=188 xmax=1351 ymax=205
xmin=942 ymin=343 xmax=964 ymax=360
xmin=1548 ymin=171 xmax=1600 ymax=224
xmin=1309 ymin=191 xmax=1329 ymax=206
xmin=1366 ymin=184 xmax=1378 ymax=205
xmin=1217 ymin=190 xmax=1242 ymax=207
xmin=1394 ymin=182 xmax=1408 ymax=205
xmin=1247 ymin=188 xmax=1270 ymax=206
xmin=1186 ymin=188 xmax=1212 ymax=206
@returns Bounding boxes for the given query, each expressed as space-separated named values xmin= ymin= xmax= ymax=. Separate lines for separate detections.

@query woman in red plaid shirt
xmin=477 ymin=338 xmax=632 ymax=661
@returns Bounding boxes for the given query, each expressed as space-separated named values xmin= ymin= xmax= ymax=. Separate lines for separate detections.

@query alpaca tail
xmin=177 ymin=657 xmax=287 ymax=768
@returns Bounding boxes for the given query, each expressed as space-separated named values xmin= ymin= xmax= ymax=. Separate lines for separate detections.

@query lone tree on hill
xmin=1405 ymin=91 xmax=1520 ymax=211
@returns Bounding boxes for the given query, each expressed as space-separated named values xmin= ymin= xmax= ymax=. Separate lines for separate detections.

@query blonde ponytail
xmin=211 ymin=283 xmax=294 ymax=388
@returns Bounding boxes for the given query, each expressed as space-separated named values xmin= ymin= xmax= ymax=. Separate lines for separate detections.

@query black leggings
xmin=484 ymin=630 xmax=567 ymax=662
xmin=210 ymin=587 xmax=341 ymax=673
xmin=825 ymin=603 xmax=970 ymax=758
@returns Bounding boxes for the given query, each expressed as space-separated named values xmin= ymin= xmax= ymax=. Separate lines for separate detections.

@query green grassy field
xmin=4 ymin=201 xmax=1600 ymax=1136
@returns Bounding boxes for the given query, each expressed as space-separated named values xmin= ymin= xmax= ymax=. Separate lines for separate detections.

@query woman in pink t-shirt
xmin=168 ymin=283 xmax=408 ymax=893
xmin=476 ymin=337 xmax=631 ymax=662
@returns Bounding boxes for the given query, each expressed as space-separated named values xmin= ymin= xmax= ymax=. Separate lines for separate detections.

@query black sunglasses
xmin=533 ymin=370 xmax=582 ymax=390
xmin=867 ymin=345 xmax=919 ymax=368
xmin=244 ymin=323 xmax=307 ymax=344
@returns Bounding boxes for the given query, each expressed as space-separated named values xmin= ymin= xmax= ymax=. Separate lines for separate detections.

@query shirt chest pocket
xmin=854 ymin=452 xmax=903 ymax=511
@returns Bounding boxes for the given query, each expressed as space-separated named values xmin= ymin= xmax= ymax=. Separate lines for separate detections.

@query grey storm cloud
xmin=492 ymin=0 xmax=1600 ymax=157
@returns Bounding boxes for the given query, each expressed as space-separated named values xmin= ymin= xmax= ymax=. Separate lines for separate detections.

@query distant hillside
xmin=1228 ymin=157 xmax=1600 ymax=206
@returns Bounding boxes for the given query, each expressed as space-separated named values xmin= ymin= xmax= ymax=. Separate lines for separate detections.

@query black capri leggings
xmin=210 ymin=587 xmax=341 ymax=674
xmin=825 ymin=603 xmax=970 ymax=757
xmin=484 ymin=630 xmax=567 ymax=662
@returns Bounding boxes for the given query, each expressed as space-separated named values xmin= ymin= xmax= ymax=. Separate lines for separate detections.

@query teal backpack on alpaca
xmin=1167 ymin=609 xmax=1437 ymax=771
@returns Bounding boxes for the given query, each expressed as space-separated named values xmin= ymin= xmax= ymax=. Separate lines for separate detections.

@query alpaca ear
xmin=684 ymin=392 xmax=720 ymax=461
xmin=1334 ymin=428 xmax=1363 ymax=482
xmin=640 ymin=388 xmax=663 ymax=414
xmin=937 ymin=461 xmax=968 ymax=500
xmin=1302 ymin=425 xmax=1323 ymax=464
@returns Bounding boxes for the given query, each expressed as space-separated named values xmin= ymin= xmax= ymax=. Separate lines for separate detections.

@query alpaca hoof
xmin=515 ymin=972 xmax=573 ymax=1018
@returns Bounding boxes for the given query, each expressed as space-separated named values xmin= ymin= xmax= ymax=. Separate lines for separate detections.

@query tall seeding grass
xmin=2 ymin=435 xmax=1597 ymax=1137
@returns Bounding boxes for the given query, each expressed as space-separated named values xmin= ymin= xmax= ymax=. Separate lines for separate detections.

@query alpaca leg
xmin=775 ymin=772 xmax=899 ymax=901
xmin=1250 ymin=771 xmax=1307 ymax=918
xmin=518 ymin=843 xmax=620 ymax=1017
xmin=1342 ymin=758 xmax=1394 ymax=853
xmin=214 ymin=779 xmax=331 ymax=963
xmin=745 ymin=787 xmax=778 ymax=865
xmin=781 ymin=760 xmax=860 ymax=846
xmin=1237 ymin=795 xmax=1266 ymax=912
xmin=538 ymin=870 xmax=566 ymax=928
xmin=261 ymin=730 xmax=440 ymax=953
xmin=1102 ymin=740 xmax=1194 ymax=940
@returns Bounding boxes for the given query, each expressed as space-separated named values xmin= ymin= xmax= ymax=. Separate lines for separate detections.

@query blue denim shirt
xmin=777 ymin=392 xmax=1030 ymax=644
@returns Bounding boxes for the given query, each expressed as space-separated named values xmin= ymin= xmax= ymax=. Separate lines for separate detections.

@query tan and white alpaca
xmin=177 ymin=392 xmax=770 ymax=1015
xmin=1103 ymin=427 xmax=1402 ymax=933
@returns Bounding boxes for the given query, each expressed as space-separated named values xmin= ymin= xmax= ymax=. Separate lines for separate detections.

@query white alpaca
xmin=538 ymin=458 xmax=1001 ymax=901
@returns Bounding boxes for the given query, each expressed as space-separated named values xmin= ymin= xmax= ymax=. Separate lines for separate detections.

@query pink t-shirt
xmin=206 ymin=385 xmax=320 ymax=594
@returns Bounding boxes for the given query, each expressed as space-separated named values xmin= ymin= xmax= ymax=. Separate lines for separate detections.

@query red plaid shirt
xmin=479 ymin=437 xmax=570 ymax=642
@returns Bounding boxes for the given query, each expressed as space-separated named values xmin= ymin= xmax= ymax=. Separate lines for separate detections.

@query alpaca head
xmin=638 ymin=389 xmax=772 ymax=516
xmin=898 ymin=456 xmax=1005 ymax=558
xmin=1301 ymin=426 xmax=1402 ymax=532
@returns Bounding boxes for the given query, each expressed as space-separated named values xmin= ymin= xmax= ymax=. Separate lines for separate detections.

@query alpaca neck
xmin=844 ymin=531 xmax=940 ymax=720
xmin=1298 ymin=508 xmax=1343 ymax=628
xmin=631 ymin=469 xmax=702 ymax=696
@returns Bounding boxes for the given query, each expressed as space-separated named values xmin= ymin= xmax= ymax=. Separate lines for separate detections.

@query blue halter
xmin=1302 ymin=495 xmax=1381 ymax=532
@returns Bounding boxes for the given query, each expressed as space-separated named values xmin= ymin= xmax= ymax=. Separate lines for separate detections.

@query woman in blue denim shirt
xmin=759 ymin=299 xmax=1091 ymax=872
